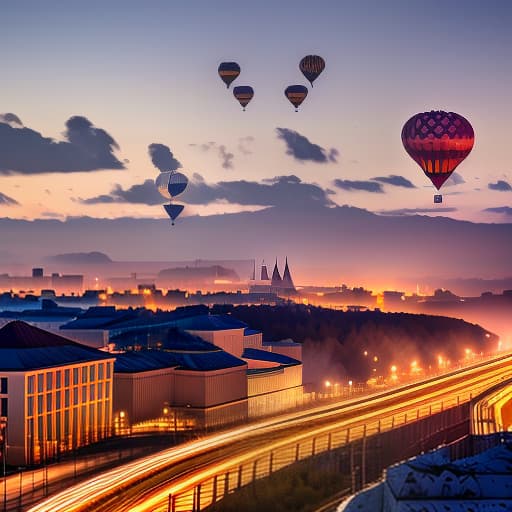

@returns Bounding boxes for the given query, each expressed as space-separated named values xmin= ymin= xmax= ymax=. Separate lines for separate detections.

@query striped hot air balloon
xmin=401 ymin=110 xmax=474 ymax=202
xmin=233 ymin=86 xmax=254 ymax=111
xmin=299 ymin=55 xmax=325 ymax=87
xmin=218 ymin=62 xmax=241 ymax=88
xmin=284 ymin=85 xmax=308 ymax=111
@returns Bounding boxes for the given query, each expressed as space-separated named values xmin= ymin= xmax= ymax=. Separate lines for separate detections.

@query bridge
xmin=23 ymin=351 xmax=512 ymax=512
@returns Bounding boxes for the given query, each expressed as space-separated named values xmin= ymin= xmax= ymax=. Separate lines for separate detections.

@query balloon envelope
xmin=164 ymin=203 xmax=184 ymax=225
xmin=218 ymin=62 xmax=240 ymax=88
xmin=401 ymin=110 xmax=474 ymax=190
xmin=168 ymin=172 xmax=188 ymax=197
xmin=233 ymin=86 xmax=254 ymax=110
xmin=155 ymin=172 xmax=172 ymax=200
xmin=299 ymin=55 xmax=325 ymax=87
xmin=285 ymin=85 xmax=308 ymax=111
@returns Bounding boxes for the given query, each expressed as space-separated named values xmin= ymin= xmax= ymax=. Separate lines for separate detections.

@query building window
xmin=98 ymin=363 xmax=104 ymax=380
xmin=46 ymin=373 xmax=53 ymax=391
xmin=27 ymin=396 xmax=34 ymax=417
xmin=98 ymin=382 xmax=103 ymax=400
xmin=0 ymin=377 xmax=7 ymax=394
xmin=65 ymin=389 xmax=70 ymax=408
xmin=90 ymin=384 xmax=95 ymax=401
xmin=56 ymin=371 xmax=62 ymax=389
xmin=37 ymin=374 xmax=44 ymax=393
xmin=89 ymin=366 xmax=96 ymax=381
xmin=73 ymin=368 xmax=79 ymax=386
xmin=0 ymin=398 xmax=7 ymax=417
xmin=56 ymin=391 xmax=61 ymax=410
xmin=46 ymin=394 xmax=52 ymax=413
xmin=81 ymin=367 xmax=88 ymax=384
xmin=38 ymin=396 xmax=44 ymax=415
xmin=82 ymin=387 xmax=87 ymax=402
xmin=27 ymin=376 xmax=34 ymax=394
xmin=73 ymin=388 xmax=79 ymax=406
xmin=106 ymin=362 xmax=112 ymax=379
xmin=64 ymin=369 xmax=70 ymax=387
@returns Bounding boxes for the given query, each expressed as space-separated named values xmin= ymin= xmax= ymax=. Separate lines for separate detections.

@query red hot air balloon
xmin=401 ymin=111 xmax=474 ymax=201
xmin=285 ymin=85 xmax=308 ymax=112
xmin=233 ymin=86 xmax=254 ymax=111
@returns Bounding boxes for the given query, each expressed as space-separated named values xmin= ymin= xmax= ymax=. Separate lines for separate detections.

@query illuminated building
xmin=0 ymin=321 xmax=115 ymax=466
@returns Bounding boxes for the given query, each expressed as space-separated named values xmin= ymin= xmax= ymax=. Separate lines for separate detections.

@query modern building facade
xmin=0 ymin=321 xmax=115 ymax=465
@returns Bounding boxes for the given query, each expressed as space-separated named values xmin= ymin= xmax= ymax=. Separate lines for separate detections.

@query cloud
xmin=372 ymin=175 xmax=416 ymax=189
xmin=218 ymin=145 xmax=234 ymax=169
xmin=483 ymin=206 xmax=512 ymax=216
xmin=148 ymin=143 xmax=182 ymax=173
xmin=443 ymin=172 xmax=466 ymax=187
xmin=237 ymin=136 xmax=254 ymax=155
xmin=0 ymin=116 xmax=124 ymax=175
xmin=0 ymin=113 xmax=23 ymax=126
xmin=333 ymin=179 xmax=383 ymax=193
xmin=276 ymin=128 xmax=338 ymax=163
xmin=81 ymin=179 xmax=163 ymax=205
xmin=81 ymin=175 xmax=334 ymax=209
xmin=0 ymin=192 xmax=19 ymax=206
xmin=488 ymin=180 xmax=512 ymax=191
xmin=190 ymin=141 xmax=235 ymax=169
xmin=378 ymin=207 xmax=457 ymax=216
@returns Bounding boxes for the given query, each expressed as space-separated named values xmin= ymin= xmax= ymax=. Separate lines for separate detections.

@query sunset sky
xmin=1 ymin=0 xmax=512 ymax=223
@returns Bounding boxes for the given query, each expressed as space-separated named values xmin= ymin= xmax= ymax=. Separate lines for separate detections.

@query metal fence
xmin=168 ymin=399 xmax=471 ymax=512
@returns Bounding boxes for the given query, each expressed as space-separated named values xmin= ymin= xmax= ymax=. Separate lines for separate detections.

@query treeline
xmin=213 ymin=304 xmax=497 ymax=381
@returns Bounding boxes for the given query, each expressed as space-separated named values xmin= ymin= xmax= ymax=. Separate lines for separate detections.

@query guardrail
xmin=168 ymin=396 xmax=471 ymax=512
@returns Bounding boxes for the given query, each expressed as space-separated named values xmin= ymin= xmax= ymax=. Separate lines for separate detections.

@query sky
xmin=1 ymin=0 xmax=512 ymax=223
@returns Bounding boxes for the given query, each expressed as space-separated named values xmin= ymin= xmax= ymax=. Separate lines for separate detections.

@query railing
xmin=168 ymin=396 xmax=471 ymax=512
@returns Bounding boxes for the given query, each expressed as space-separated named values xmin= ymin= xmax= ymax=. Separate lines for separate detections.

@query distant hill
xmin=0 ymin=206 xmax=511 ymax=290
xmin=45 ymin=251 xmax=113 ymax=265
xmin=220 ymin=304 xmax=497 ymax=384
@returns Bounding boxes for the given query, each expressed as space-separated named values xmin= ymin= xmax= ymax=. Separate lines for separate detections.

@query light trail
xmin=28 ymin=351 xmax=512 ymax=512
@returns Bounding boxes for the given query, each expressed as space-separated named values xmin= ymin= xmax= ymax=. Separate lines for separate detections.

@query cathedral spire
xmin=271 ymin=259 xmax=282 ymax=285
xmin=281 ymin=257 xmax=295 ymax=291
xmin=260 ymin=260 xmax=269 ymax=281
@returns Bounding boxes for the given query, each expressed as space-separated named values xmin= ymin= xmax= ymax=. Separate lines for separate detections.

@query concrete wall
xmin=113 ymin=368 xmax=174 ymax=424
xmin=172 ymin=365 xmax=247 ymax=408
xmin=187 ymin=328 xmax=246 ymax=357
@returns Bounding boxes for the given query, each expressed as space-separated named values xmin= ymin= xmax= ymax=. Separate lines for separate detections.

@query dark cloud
xmin=218 ymin=145 xmax=234 ymax=169
xmin=0 ymin=113 xmax=23 ymax=126
xmin=0 ymin=116 xmax=124 ymax=175
xmin=443 ymin=172 xmax=466 ymax=187
xmin=148 ymin=143 xmax=182 ymax=173
xmin=81 ymin=175 xmax=334 ymax=209
xmin=333 ymin=179 xmax=383 ymax=193
xmin=0 ymin=192 xmax=19 ymax=206
xmin=372 ymin=175 xmax=416 ymax=189
xmin=483 ymin=206 xmax=512 ymax=216
xmin=488 ymin=180 xmax=512 ymax=191
xmin=378 ymin=207 xmax=457 ymax=216
xmin=276 ymin=128 xmax=338 ymax=163
xmin=81 ymin=179 xmax=163 ymax=205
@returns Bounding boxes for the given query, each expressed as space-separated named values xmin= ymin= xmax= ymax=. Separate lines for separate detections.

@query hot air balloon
xmin=233 ymin=86 xmax=254 ymax=111
xmin=285 ymin=85 xmax=308 ymax=111
xmin=299 ymin=55 xmax=325 ymax=87
xmin=218 ymin=62 xmax=240 ymax=89
xmin=155 ymin=171 xmax=188 ymax=226
xmin=401 ymin=110 xmax=474 ymax=202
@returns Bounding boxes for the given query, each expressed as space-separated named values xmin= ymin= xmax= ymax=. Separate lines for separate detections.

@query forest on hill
xmin=213 ymin=304 xmax=498 ymax=384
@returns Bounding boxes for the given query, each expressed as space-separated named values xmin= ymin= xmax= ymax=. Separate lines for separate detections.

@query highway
xmin=27 ymin=351 xmax=512 ymax=512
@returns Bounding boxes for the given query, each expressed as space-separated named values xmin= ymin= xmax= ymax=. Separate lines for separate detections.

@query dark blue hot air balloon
xmin=218 ymin=62 xmax=241 ymax=89
xmin=233 ymin=86 xmax=254 ymax=111
xmin=299 ymin=55 xmax=325 ymax=87
xmin=284 ymin=85 xmax=308 ymax=112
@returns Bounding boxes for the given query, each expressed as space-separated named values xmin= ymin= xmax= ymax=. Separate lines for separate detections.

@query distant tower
xmin=271 ymin=259 xmax=282 ymax=287
xmin=260 ymin=260 xmax=270 ymax=281
xmin=281 ymin=257 xmax=296 ymax=292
